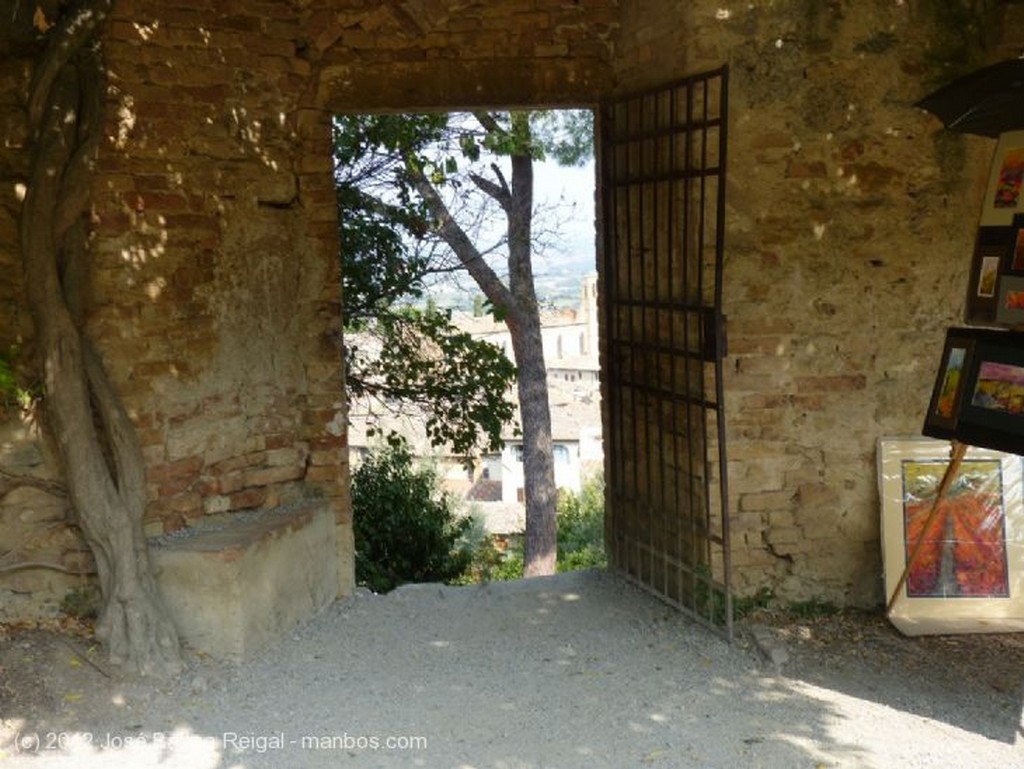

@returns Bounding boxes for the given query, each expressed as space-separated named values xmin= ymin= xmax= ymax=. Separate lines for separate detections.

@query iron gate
xmin=600 ymin=66 xmax=732 ymax=637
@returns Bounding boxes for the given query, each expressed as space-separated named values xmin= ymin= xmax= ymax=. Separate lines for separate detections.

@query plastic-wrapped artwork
xmin=878 ymin=437 xmax=1024 ymax=636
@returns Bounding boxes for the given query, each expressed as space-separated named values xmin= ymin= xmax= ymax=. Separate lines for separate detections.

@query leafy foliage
xmin=465 ymin=475 xmax=606 ymax=581
xmin=352 ymin=440 xmax=472 ymax=593
xmin=335 ymin=114 xmax=517 ymax=454
xmin=0 ymin=347 xmax=38 ymax=418
xmin=554 ymin=475 xmax=607 ymax=572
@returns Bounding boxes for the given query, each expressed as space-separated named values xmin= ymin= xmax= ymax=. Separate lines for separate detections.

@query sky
xmin=532 ymin=158 xmax=597 ymax=266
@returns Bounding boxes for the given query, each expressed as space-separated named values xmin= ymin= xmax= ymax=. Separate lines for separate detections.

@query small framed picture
xmin=878 ymin=436 xmax=1024 ymax=635
xmin=965 ymin=228 xmax=1012 ymax=324
xmin=978 ymin=255 xmax=1001 ymax=298
xmin=996 ymin=275 xmax=1024 ymax=326
xmin=956 ymin=328 xmax=1024 ymax=454
xmin=981 ymin=130 xmax=1024 ymax=227
xmin=923 ymin=330 xmax=975 ymax=437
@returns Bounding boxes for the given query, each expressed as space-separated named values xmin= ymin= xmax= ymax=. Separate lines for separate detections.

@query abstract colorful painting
xmin=901 ymin=459 xmax=1009 ymax=598
xmin=993 ymin=147 xmax=1024 ymax=209
xmin=935 ymin=347 xmax=966 ymax=419
xmin=981 ymin=132 xmax=1024 ymax=228
xmin=879 ymin=437 xmax=1024 ymax=636
xmin=971 ymin=361 xmax=1024 ymax=417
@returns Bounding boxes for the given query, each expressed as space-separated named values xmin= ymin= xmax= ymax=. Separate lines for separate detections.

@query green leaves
xmin=333 ymin=108 xmax=594 ymax=456
xmin=350 ymin=306 xmax=516 ymax=455
xmin=0 ymin=347 xmax=38 ymax=416
xmin=335 ymin=112 xmax=520 ymax=454
xmin=352 ymin=440 xmax=472 ymax=593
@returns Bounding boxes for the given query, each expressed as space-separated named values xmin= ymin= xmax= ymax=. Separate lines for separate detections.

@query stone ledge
xmin=150 ymin=501 xmax=337 ymax=662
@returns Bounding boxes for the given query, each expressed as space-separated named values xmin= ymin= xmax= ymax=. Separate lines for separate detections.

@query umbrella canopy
xmin=916 ymin=58 xmax=1024 ymax=138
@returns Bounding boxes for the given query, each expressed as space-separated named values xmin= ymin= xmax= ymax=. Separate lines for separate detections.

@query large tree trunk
xmin=19 ymin=0 xmax=182 ymax=676
xmin=504 ymin=138 xmax=557 ymax=576
xmin=410 ymin=112 xmax=559 ymax=575
xmin=506 ymin=310 xmax=557 ymax=576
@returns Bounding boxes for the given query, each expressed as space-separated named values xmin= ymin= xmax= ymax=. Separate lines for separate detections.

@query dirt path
xmin=1 ymin=570 xmax=1022 ymax=768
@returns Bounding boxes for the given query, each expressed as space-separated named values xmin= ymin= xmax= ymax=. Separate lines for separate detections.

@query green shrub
xmin=555 ymin=475 xmax=606 ymax=572
xmin=60 ymin=585 xmax=101 ymax=620
xmin=462 ymin=532 xmax=525 ymax=583
xmin=466 ymin=474 xmax=607 ymax=581
xmin=352 ymin=441 xmax=472 ymax=592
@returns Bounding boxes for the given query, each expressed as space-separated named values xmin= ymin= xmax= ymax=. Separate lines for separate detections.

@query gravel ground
xmin=1 ymin=569 xmax=1022 ymax=768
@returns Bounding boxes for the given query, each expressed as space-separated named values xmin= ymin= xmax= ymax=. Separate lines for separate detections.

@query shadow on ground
xmin=744 ymin=607 xmax=1024 ymax=745
xmin=1 ymin=570 xmax=1021 ymax=768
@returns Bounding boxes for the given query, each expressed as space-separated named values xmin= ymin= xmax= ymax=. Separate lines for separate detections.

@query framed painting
xmin=1008 ymin=214 xmax=1024 ymax=274
xmin=996 ymin=275 xmax=1024 ymax=326
xmin=878 ymin=437 xmax=1024 ymax=635
xmin=980 ymin=130 xmax=1024 ymax=227
xmin=923 ymin=329 xmax=975 ymax=438
xmin=964 ymin=227 xmax=1012 ymax=324
xmin=957 ymin=329 xmax=1024 ymax=453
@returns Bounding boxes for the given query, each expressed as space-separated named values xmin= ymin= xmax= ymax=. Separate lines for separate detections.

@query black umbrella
xmin=916 ymin=58 xmax=1024 ymax=138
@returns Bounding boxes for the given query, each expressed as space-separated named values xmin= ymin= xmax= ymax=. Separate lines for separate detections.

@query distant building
xmin=347 ymin=273 xmax=603 ymax=533
xmin=451 ymin=272 xmax=599 ymax=370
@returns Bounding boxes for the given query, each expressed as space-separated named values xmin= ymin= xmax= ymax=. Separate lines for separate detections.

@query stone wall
xmin=1 ymin=0 xmax=352 ymax=616
xmin=2 ymin=0 xmax=1022 ymax=620
xmin=612 ymin=0 xmax=1017 ymax=604
xmin=311 ymin=0 xmax=617 ymax=109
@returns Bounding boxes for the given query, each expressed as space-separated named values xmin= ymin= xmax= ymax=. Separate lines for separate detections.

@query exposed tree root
xmin=19 ymin=0 xmax=182 ymax=676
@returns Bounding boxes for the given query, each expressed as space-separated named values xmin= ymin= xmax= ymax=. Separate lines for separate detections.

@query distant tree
xmin=334 ymin=110 xmax=592 ymax=576
xmin=335 ymin=115 xmax=516 ymax=455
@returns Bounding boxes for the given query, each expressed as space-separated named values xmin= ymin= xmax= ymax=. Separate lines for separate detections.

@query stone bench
xmin=150 ymin=501 xmax=337 ymax=661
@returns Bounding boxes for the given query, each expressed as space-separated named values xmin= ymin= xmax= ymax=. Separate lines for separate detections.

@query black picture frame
xmin=957 ymin=330 xmax=1024 ymax=454
xmin=1006 ymin=214 xmax=1024 ymax=276
xmin=923 ymin=329 xmax=976 ymax=438
xmin=924 ymin=327 xmax=1024 ymax=455
xmin=965 ymin=227 xmax=1013 ymax=325
xmin=996 ymin=274 xmax=1024 ymax=326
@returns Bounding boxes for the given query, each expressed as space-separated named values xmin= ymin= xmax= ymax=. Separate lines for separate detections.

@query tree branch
xmin=27 ymin=0 xmax=113 ymax=134
xmin=0 ymin=561 xmax=95 ymax=575
xmin=0 ymin=469 xmax=67 ymax=498
xmin=407 ymin=167 xmax=515 ymax=313
xmin=468 ymin=163 xmax=512 ymax=212
xmin=472 ymin=111 xmax=505 ymax=137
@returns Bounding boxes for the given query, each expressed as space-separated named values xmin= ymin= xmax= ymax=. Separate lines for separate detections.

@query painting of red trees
xmin=902 ymin=460 xmax=1010 ymax=598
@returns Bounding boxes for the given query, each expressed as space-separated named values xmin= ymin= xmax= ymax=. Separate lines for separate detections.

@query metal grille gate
xmin=600 ymin=66 xmax=732 ymax=638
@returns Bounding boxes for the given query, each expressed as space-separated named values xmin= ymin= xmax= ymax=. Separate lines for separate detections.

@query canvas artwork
xmin=878 ymin=437 xmax=1024 ymax=635
xmin=997 ymin=272 xmax=1024 ymax=325
xmin=978 ymin=255 xmax=1000 ymax=297
xmin=964 ymin=233 xmax=1011 ymax=324
xmin=993 ymin=147 xmax=1024 ymax=210
xmin=900 ymin=458 xmax=1009 ymax=598
xmin=924 ymin=327 xmax=1024 ymax=452
xmin=980 ymin=131 xmax=1024 ymax=227
xmin=924 ymin=329 xmax=975 ymax=436
xmin=972 ymin=360 xmax=1024 ymax=416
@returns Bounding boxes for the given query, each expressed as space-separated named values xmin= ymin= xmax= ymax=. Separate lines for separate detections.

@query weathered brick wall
xmin=1 ymin=0 xmax=352 ymax=615
xmin=3 ymin=0 xmax=1021 ymax=619
xmin=613 ymin=1 xmax=1012 ymax=604
xmin=310 ymin=0 xmax=617 ymax=109
xmin=94 ymin=0 xmax=349 ymax=552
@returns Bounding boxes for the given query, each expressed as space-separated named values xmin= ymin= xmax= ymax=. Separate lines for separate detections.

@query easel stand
xmin=886 ymin=439 xmax=969 ymax=614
